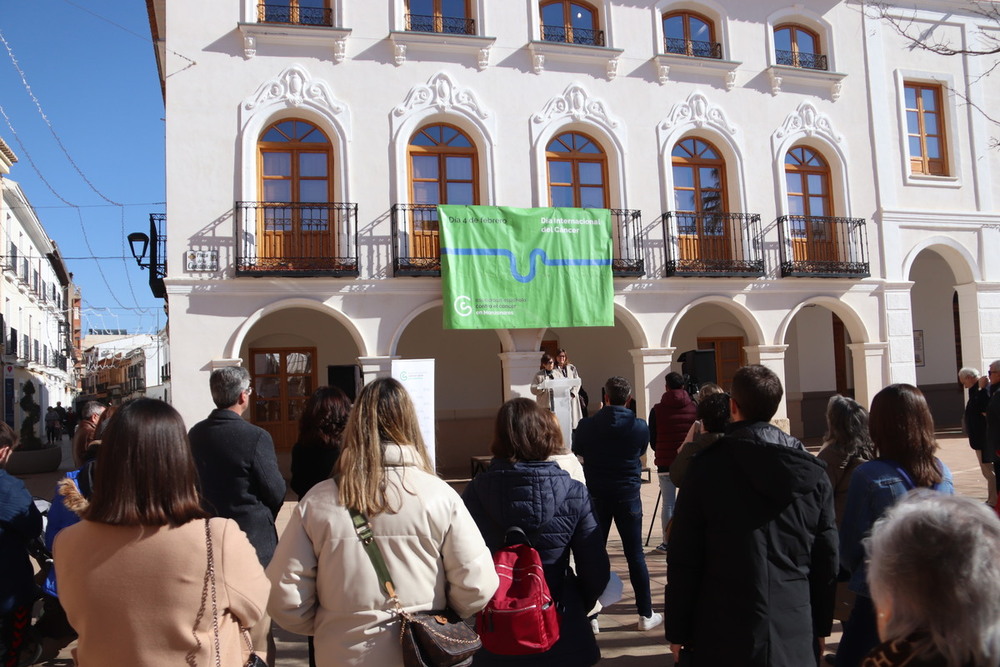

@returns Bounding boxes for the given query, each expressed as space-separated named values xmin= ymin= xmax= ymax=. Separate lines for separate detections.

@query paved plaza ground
xmin=17 ymin=427 xmax=987 ymax=665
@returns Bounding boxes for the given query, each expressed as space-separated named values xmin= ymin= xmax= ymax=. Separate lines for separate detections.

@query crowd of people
xmin=1 ymin=357 xmax=999 ymax=666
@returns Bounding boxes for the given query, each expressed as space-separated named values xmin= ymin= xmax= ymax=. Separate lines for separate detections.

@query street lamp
xmin=127 ymin=232 xmax=150 ymax=270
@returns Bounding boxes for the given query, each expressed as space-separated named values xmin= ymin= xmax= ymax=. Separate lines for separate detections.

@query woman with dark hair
xmin=835 ymin=384 xmax=954 ymax=666
xmin=463 ymin=398 xmax=610 ymax=666
xmin=530 ymin=353 xmax=557 ymax=411
xmin=290 ymin=385 xmax=352 ymax=499
xmin=267 ymin=378 xmax=498 ymax=665
xmin=54 ymin=398 xmax=269 ymax=666
xmin=552 ymin=348 xmax=584 ymax=426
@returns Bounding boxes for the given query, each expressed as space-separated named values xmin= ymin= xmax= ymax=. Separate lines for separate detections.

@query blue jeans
xmin=658 ymin=472 xmax=677 ymax=544
xmin=591 ymin=494 xmax=652 ymax=617
xmin=836 ymin=594 xmax=879 ymax=667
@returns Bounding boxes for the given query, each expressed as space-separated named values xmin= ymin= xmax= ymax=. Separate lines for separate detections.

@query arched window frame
xmin=773 ymin=23 xmax=825 ymax=70
xmin=544 ymin=130 xmax=609 ymax=209
xmin=661 ymin=10 xmax=719 ymax=58
xmin=539 ymin=0 xmax=603 ymax=46
xmin=404 ymin=0 xmax=474 ymax=34
xmin=257 ymin=118 xmax=335 ymax=206
xmin=407 ymin=123 xmax=480 ymax=207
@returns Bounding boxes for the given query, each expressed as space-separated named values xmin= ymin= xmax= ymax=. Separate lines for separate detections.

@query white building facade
xmin=0 ymin=138 xmax=79 ymax=434
xmin=147 ymin=0 xmax=999 ymax=468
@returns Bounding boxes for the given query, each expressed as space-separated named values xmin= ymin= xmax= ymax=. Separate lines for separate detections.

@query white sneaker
xmin=655 ymin=542 xmax=668 ymax=553
xmin=590 ymin=617 xmax=600 ymax=634
xmin=638 ymin=611 xmax=663 ymax=631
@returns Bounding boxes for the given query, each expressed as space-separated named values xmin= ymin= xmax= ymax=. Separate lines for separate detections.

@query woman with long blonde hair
xmin=267 ymin=378 xmax=498 ymax=665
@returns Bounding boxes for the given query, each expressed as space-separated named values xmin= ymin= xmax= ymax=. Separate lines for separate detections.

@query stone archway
xmin=239 ymin=306 xmax=363 ymax=450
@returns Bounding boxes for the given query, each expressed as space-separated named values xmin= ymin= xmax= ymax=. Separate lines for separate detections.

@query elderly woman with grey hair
xmin=865 ymin=491 xmax=1000 ymax=666
xmin=959 ymin=366 xmax=995 ymax=506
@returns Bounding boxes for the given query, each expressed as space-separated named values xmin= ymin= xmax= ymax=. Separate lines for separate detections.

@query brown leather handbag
xmin=349 ymin=509 xmax=482 ymax=667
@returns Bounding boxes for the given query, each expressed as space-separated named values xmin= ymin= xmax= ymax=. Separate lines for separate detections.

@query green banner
xmin=439 ymin=205 xmax=614 ymax=330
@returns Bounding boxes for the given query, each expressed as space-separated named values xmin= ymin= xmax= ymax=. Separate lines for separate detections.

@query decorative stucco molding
xmin=243 ymin=65 xmax=345 ymax=116
xmin=531 ymin=83 xmax=618 ymax=128
xmin=774 ymin=101 xmax=843 ymax=145
xmin=392 ymin=72 xmax=489 ymax=120
xmin=658 ymin=92 xmax=736 ymax=136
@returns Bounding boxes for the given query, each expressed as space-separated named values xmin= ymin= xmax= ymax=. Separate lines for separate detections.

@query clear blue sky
xmin=0 ymin=0 xmax=164 ymax=335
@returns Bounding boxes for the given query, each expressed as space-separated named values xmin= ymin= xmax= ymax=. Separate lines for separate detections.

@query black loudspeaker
xmin=327 ymin=364 xmax=362 ymax=402
xmin=678 ymin=349 xmax=717 ymax=387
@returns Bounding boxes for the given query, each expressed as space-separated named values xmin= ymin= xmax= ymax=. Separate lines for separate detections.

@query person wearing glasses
xmin=189 ymin=365 xmax=287 ymax=665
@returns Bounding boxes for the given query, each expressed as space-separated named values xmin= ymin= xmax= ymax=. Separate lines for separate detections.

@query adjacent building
xmin=145 ymin=1 xmax=999 ymax=469
xmin=0 ymin=137 xmax=80 ymax=433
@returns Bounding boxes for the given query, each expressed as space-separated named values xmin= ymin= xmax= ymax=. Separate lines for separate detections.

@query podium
xmin=543 ymin=376 xmax=582 ymax=447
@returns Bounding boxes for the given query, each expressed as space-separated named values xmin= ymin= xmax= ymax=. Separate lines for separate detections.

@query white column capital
xmin=358 ymin=356 xmax=394 ymax=379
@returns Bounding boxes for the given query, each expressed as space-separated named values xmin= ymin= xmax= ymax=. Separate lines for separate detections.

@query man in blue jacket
xmin=573 ymin=376 xmax=661 ymax=632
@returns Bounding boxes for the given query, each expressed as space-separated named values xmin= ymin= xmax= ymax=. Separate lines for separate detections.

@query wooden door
xmin=697 ymin=336 xmax=746 ymax=392
xmin=249 ymin=347 xmax=317 ymax=450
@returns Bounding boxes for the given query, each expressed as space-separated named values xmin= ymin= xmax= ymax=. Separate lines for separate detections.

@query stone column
xmin=628 ymin=347 xmax=675 ymax=419
xmin=955 ymin=282 xmax=1000 ymax=372
xmin=882 ymin=281 xmax=917 ymax=386
xmin=500 ymin=351 xmax=546 ymax=402
xmin=847 ymin=342 xmax=888 ymax=410
xmin=358 ymin=356 xmax=394 ymax=381
xmin=744 ymin=344 xmax=790 ymax=432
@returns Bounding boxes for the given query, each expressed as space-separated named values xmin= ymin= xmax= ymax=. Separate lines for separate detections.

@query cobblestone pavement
xmin=18 ymin=429 xmax=986 ymax=665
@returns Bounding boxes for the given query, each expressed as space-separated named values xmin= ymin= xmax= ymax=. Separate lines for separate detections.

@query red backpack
xmin=476 ymin=528 xmax=560 ymax=655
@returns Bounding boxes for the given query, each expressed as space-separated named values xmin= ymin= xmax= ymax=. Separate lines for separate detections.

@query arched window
xmin=406 ymin=0 xmax=473 ymax=35
xmin=540 ymin=1 xmax=603 ymax=46
xmin=258 ymin=0 xmax=331 ymax=26
xmin=257 ymin=119 xmax=335 ymax=264
xmin=672 ymin=137 xmax=728 ymax=262
xmin=546 ymin=132 xmax=607 ymax=208
xmin=662 ymin=11 xmax=720 ymax=59
xmin=408 ymin=124 xmax=478 ymax=258
xmin=774 ymin=24 xmax=826 ymax=70
xmin=784 ymin=146 xmax=835 ymax=261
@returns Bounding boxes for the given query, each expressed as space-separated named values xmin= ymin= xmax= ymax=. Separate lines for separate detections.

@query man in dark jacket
xmin=665 ymin=364 xmax=837 ymax=667
xmin=648 ymin=372 xmax=697 ymax=551
xmin=188 ymin=365 xmax=286 ymax=665
xmin=960 ymin=367 xmax=994 ymax=505
xmin=573 ymin=376 xmax=661 ymax=632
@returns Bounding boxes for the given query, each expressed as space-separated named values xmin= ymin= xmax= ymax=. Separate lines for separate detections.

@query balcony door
xmin=408 ymin=124 xmax=478 ymax=259
xmin=546 ymin=131 xmax=607 ymax=209
xmin=697 ymin=336 xmax=745 ymax=392
xmin=672 ymin=137 xmax=729 ymax=262
xmin=258 ymin=119 xmax=334 ymax=266
xmin=785 ymin=146 xmax=836 ymax=262
xmin=250 ymin=347 xmax=316 ymax=451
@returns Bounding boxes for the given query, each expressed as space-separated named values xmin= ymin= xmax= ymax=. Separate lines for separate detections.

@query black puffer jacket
xmin=462 ymin=459 xmax=610 ymax=666
xmin=665 ymin=421 xmax=838 ymax=667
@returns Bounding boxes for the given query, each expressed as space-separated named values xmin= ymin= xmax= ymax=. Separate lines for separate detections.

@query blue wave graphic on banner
xmin=442 ymin=247 xmax=611 ymax=283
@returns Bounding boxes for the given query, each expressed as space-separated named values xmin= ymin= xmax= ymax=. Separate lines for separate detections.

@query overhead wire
xmin=0 ymin=25 xmax=147 ymax=313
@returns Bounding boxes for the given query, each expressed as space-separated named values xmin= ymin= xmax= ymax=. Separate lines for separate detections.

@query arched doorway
xmin=239 ymin=307 xmax=362 ymax=450
xmin=783 ymin=305 xmax=854 ymax=439
xmin=908 ymin=249 xmax=963 ymax=428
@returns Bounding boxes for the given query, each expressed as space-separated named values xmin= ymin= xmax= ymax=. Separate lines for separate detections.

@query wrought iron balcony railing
xmin=775 ymin=49 xmax=828 ymax=71
xmin=147 ymin=213 xmax=167 ymax=299
xmin=610 ymin=209 xmax=644 ymax=277
xmin=541 ymin=24 xmax=605 ymax=47
xmin=235 ymin=201 xmax=359 ymax=277
xmin=663 ymin=37 xmax=722 ymax=59
xmin=777 ymin=215 xmax=870 ymax=278
xmin=405 ymin=13 xmax=476 ymax=35
xmin=257 ymin=3 xmax=333 ymax=27
xmin=662 ymin=212 xmax=765 ymax=277
xmin=391 ymin=205 xmax=643 ymax=277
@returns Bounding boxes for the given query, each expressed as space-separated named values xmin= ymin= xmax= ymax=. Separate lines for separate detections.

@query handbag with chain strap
xmin=203 ymin=519 xmax=267 ymax=667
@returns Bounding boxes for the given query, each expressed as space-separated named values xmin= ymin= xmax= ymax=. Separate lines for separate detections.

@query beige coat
xmin=266 ymin=443 xmax=499 ymax=666
xmin=54 ymin=517 xmax=268 ymax=667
